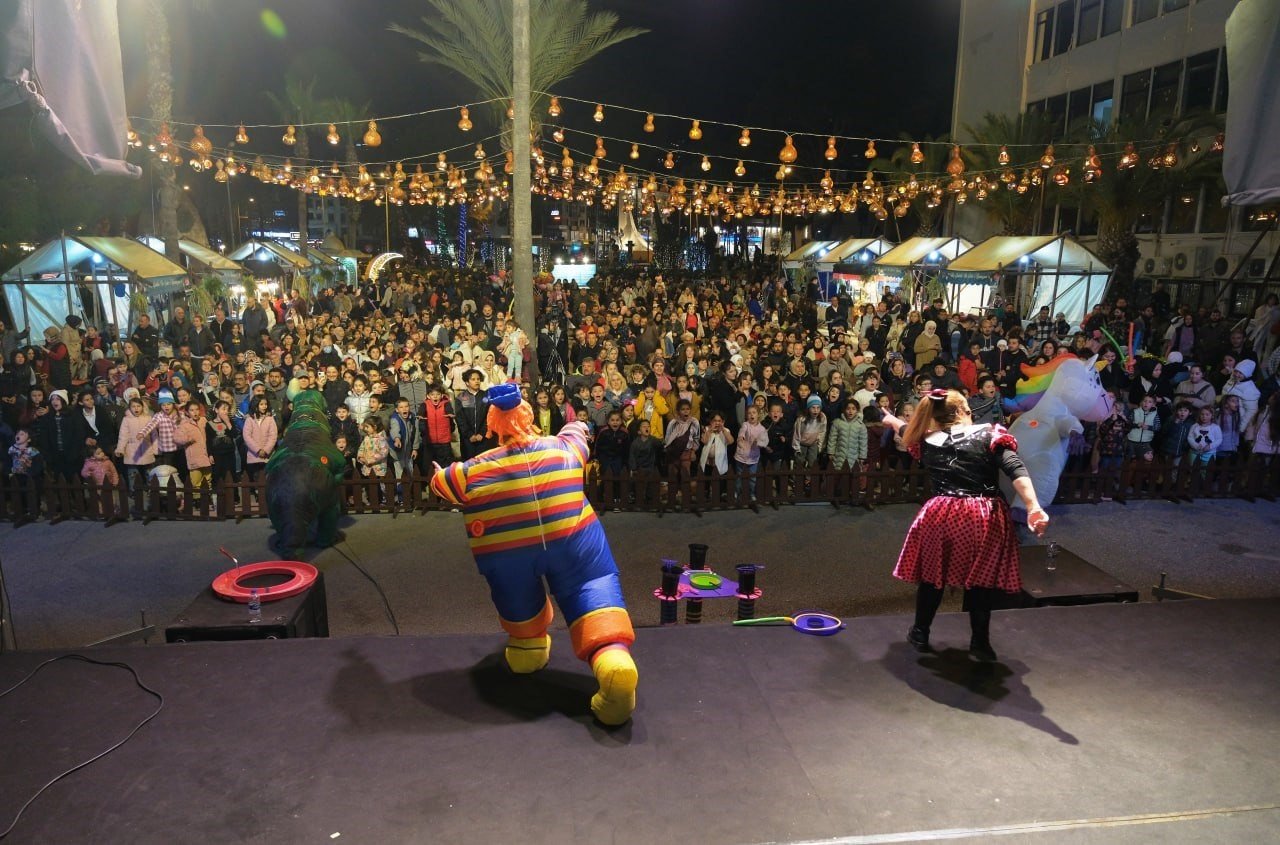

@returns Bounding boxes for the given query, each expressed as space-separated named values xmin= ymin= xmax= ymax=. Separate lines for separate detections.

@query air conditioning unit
xmin=1212 ymin=255 xmax=1233 ymax=278
xmin=1170 ymin=251 xmax=1193 ymax=277
xmin=1248 ymin=258 xmax=1268 ymax=278
xmin=1140 ymin=256 xmax=1171 ymax=276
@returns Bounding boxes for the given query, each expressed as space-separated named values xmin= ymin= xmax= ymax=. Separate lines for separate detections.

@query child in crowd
xmin=733 ymin=404 xmax=770 ymax=502
xmin=968 ymin=375 xmax=1005 ymax=426
xmin=1126 ymin=394 xmax=1160 ymax=463
xmin=1188 ymin=405 xmax=1222 ymax=465
xmin=793 ymin=396 xmax=827 ymax=468
xmin=889 ymin=402 xmax=916 ymax=470
xmin=1093 ymin=393 xmax=1129 ymax=474
xmin=357 ymin=417 xmax=389 ymax=478
xmin=7 ymin=429 xmax=43 ymax=517
xmin=1159 ymin=402 xmax=1196 ymax=464
xmin=1216 ymin=394 xmax=1243 ymax=464
xmin=81 ymin=445 xmax=120 ymax=489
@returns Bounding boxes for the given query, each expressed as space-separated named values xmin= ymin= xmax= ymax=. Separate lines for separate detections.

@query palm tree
xmin=964 ymin=111 xmax=1059 ymax=235
xmin=390 ymin=0 xmax=645 ymax=127
xmin=390 ymin=0 xmax=646 ymax=384
xmin=1063 ymin=111 xmax=1223 ymax=298
xmin=144 ymin=0 xmax=181 ymax=263
xmin=266 ymin=76 xmax=324 ymax=267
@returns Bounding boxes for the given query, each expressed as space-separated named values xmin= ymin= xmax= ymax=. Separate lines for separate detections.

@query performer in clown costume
xmin=429 ymin=383 xmax=638 ymax=725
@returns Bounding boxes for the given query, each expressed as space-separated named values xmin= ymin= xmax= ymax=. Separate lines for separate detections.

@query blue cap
xmin=157 ymin=388 xmax=175 ymax=405
xmin=488 ymin=382 xmax=522 ymax=411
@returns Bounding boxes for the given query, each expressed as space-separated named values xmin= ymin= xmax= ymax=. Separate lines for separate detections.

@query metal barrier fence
xmin=0 ymin=454 xmax=1274 ymax=526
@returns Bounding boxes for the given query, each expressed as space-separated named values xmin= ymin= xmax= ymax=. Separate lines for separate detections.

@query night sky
xmin=115 ymin=0 xmax=960 ymax=178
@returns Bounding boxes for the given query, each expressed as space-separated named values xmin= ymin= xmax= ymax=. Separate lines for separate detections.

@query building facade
xmin=952 ymin=0 xmax=1278 ymax=317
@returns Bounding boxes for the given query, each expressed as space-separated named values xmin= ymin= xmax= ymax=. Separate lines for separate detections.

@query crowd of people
xmin=0 ymin=260 xmax=1277 ymax=517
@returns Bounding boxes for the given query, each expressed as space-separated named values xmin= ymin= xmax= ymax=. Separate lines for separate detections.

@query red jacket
xmin=421 ymin=398 xmax=454 ymax=445
xmin=958 ymin=356 xmax=979 ymax=395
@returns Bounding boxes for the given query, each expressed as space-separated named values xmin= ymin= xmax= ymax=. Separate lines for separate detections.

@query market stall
xmin=873 ymin=236 xmax=978 ymax=313
xmin=2 ymin=234 xmax=187 ymax=337
xmin=941 ymin=234 xmax=1111 ymax=327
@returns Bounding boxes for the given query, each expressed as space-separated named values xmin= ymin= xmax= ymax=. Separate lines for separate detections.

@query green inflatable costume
xmin=265 ymin=387 xmax=347 ymax=558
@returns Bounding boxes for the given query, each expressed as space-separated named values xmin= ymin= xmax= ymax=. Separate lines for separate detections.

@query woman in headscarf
xmin=913 ymin=320 xmax=943 ymax=372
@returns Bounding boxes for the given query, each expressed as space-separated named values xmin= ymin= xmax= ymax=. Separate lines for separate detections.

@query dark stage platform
xmin=2 ymin=599 xmax=1279 ymax=844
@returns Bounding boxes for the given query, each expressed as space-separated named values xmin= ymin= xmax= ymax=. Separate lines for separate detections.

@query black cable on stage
xmin=0 ymin=654 xmax=165 ymax=841
xmin=331 ymin=543 xmax=401 ymax=636
xmin=0 ymin=552 xmax=16 ymax=652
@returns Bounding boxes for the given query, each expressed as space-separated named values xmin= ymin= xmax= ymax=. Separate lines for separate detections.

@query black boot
xmin=967 ymin=591 xmax=996 ymax=662
xmin=910 ymin=583 xmax=944 ymax=652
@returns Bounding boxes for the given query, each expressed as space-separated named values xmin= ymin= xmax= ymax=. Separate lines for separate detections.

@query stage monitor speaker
xmin=165 ymin=573 xmax=328 ymax=643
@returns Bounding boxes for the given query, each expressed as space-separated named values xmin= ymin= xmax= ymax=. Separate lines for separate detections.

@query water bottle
xmin=1045 ymin=540 xmax=1060 ymax=572
xmin=248 ymin=589 xmax=262 ymax=623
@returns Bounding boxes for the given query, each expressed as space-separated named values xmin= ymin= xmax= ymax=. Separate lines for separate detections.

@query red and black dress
xmin=893 ymin=424 xmax=1027 ymax=593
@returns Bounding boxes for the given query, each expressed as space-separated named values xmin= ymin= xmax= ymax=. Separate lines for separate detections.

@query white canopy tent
xmin=942 ymin=234 xmax=1111 ymax=327
xmin=817 ymin=237 xmax=894 ymax=272
xmin=2 ymin=234 xmax=187 ymax=337
xmin=227 ymin=238 xmax=312 ymax=274
xmin=782 ymin=240 xmax=839 ymax=270
xmin=874 ymin=236 xmax=982 ymax=314
xmin=616 ymin=207 xmax=651 ymax=260
xmin=140 ymin=237 xmax=246 ymax=283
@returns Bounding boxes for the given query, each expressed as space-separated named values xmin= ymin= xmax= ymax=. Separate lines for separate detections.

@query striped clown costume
xmin=429 ymin=383 xmax=637 ymax=725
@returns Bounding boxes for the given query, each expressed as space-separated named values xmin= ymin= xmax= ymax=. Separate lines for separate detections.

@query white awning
xmin=822 ymin=237 xmax=894 ymax=265
xmin=227 ymin=239 xmax=311 ymax=269
xmin=874 ymin=236 xmax=973 ymax=268
xmin=4 ymin=235 xmax=187 ymax=283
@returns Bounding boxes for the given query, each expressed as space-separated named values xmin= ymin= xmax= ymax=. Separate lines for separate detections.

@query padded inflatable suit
xmin=265 ymin=388 xmax=347 ymax=558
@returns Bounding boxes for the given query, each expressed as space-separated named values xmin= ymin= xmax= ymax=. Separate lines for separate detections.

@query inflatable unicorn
xmin=1001 ymin=355 xmax=1112 ymax=509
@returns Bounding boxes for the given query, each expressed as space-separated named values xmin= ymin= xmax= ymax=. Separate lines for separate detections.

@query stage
xmin=1 ymin=599 xmax=1278 ymax=844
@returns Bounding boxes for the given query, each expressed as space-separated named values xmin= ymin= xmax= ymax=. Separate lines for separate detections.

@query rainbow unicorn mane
xmin=1002 ymin=356 xmax=1072 ymax=414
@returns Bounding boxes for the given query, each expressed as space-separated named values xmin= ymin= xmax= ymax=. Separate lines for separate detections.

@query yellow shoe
xmin=589 ymin=646 xmax=638 ymax=725
xmin=504 ymin=635 xmax=551 ymax=673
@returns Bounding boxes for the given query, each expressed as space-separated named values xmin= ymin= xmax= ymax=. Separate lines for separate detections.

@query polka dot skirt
xmin=893 ymin=495 xmax=1022 ymax=593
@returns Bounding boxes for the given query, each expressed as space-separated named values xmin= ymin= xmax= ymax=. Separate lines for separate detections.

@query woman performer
xmin=881 ymin=388 xmax=1049 ymax=661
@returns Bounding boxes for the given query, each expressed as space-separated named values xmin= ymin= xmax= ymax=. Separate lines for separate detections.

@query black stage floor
xmin=2 ymin=599 xmax=1279 ymax=844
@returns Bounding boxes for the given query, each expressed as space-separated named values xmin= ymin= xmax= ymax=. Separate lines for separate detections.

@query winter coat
xmin=173 ymin=417 xmax=213 ymax=470
xmin=825 ymin=415 xmax=868 ymax=468
xmin=81 ymin=455 xmax=120 ymax=487
xmin=116 ymin=410 xmax=159 ymax=465
xmin=242 ymin=414 xmax=278 ymax=464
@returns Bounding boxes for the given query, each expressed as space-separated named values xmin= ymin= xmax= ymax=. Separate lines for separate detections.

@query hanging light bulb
xmin=779 ymin=135 xmax=797 ymax=164
xmin=595 ymin=137 xmax=606 ymax=158
xmin=910 ymin=142 xmax=925 ymax=165
xmin=629 ymin=143 xmax=640 ymax=160
xmin=213 ymin=160 xmax=229 ymax=183
xmin=225 ymin=152 xmax=237 ymax=173
xmin=664 ymin=152 xmax=675 ymax=169
xmin=1119 ymin=141 xmax=1138 ymax=170
xmin=282 ymin=124 xmax=297 ymax=146
xmin=189 ymin=125 xmax=212 ymax=158
xmin=688 ymin=119 xmax=702 ymax=141
xmin=235 ymin=124 xmax=249 ymax=145
xmin=946 ymin=145 xmax=964 ymax=178
xmin=456 ymin=107 xmax=472 ymax=132
xmin=154 ymin=122 xmax=173 ymax=161
xmin=548 ymin=96 xmax=561 ymax=117
xmin=1039 ymin=144 xmax=1055 ymax=169
xmin=998 ymin=145 xmax=1010 ymax=166
xmin=320 ymin=123 xmax=337 ymax=145
xmin=735 ymin=160 xmax=747 ymax=177
xmin=700 ymin=155 xmax=712 ymax=172
xmin=775 ymin=166 xmax=788 ymax=180
xmin=436 ymin=152 xmax=448 ymax=172
xmin=363 ymin=120 xmax=381 ymax=147
xmin=864 ymin=140 xmax=877 ymax=159
xmin=474 ymin=143 xmax=486 ymax=160
xmin=125 ymin=122 xmax=140 ymax=148
xmin=1052 ymin=165 xmax=1070 ymax=186
xmin=1162 ymin=143 xmax=1179 ymax=168
xmin=593 ymin=103 xmax=605 ymax=122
